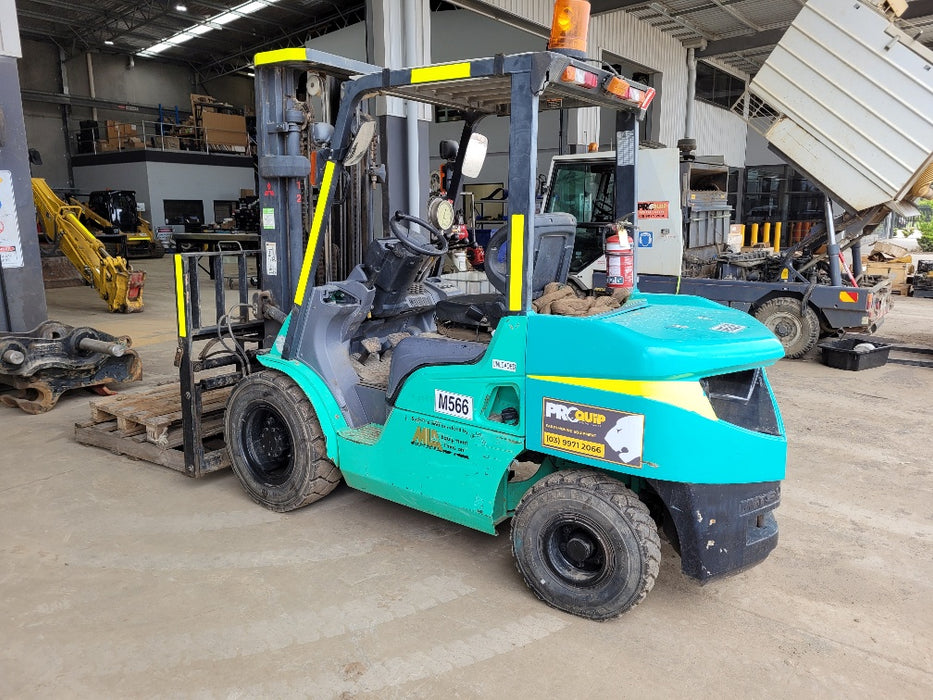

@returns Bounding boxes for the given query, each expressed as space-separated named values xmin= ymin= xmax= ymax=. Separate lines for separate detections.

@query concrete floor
xmin=1 ymin=256 xmax=931 ymax=697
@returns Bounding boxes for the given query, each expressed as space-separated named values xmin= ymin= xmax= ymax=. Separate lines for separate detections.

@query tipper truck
xmin=545 ymin=0 xmax=932 ymax=358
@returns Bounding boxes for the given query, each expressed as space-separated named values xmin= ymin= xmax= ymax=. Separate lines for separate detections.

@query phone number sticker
xmin=541 ymin=397 xmax=644 ymax=467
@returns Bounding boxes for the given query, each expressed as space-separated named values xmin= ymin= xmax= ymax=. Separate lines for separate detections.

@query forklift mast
xmin=253 ymin=48 xmax=647 ymax=357
xmin=253 ymin=49 xmax=381 ymax=345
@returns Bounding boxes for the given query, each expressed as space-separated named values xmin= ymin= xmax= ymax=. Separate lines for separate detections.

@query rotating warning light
xmin=548 ymin=0 xmax=590 ymax=58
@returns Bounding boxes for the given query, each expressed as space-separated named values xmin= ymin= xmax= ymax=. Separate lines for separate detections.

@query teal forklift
xmin=203 ymin=3 xmax=787 ymax=619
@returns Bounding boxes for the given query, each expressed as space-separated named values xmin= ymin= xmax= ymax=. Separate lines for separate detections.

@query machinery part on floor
xmin=753 ymin=296 xmax=821 ymax=359
xmin=32 ymin=178 xmax=146 ymax=313
xmin=71 ymin=190 xmax=165 ymax=259
xmin=511 ymin=469 xmax=661 ymax=620
xmin=215 ymin=30 xmax=787 ymax=620
xmin=0 ymin=320 xmax=142 ymax=414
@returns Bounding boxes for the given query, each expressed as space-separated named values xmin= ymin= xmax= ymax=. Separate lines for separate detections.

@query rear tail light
xmin=604 ymin=76 xmax=631 ymax=98
xmin=561 ymin=66 xmax=598 ymax=88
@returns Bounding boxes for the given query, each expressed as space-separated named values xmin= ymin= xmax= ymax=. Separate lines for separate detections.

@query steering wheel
xmin=389 ymin=211 xmax=449 ymax=257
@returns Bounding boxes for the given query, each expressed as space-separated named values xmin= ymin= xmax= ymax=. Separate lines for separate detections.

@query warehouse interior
xmin=2 ymin=0 xmax=933 ymax=695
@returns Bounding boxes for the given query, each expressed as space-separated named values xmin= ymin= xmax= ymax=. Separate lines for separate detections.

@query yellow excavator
xmin=32 ymin=178 xmax=145 ymax=313
xmin=69 ymin=190 xmax=165 ymax=258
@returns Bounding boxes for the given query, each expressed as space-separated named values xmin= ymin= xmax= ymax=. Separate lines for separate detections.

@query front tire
xmin=225 ymin=370 xmax=341 ymax=512
xmin=753 ymin=296 xmax=819 ymax=359
xmin=511 ymin=469 xmax=661 ymax=620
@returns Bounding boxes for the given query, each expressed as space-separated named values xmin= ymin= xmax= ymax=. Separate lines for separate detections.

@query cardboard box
xmin=160 ymin=136 xmax=181 ymax=150
xmin=863 ymin=260 xmax=914 ymax=294
xmin=96 ymin=140 xmax=116 ymax=152
xmin=240 ymin=189 xmax=255 ymax=198
xmin=201 ymin=111 xmax=248 ymax=147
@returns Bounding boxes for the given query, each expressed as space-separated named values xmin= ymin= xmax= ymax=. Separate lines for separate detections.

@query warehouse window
xmin=696 ymin=61 xmax=745 ymax=110
xmin=164 ymin=199 xmax=204 ymax=229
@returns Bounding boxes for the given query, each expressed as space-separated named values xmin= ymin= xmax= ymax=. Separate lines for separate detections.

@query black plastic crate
xmin=819 ymin=338 xmax=891 ymax=371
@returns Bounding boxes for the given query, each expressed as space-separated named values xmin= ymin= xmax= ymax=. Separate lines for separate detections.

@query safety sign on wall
xmin=541 ymin=397 xmax=644 ymax=468
xmin=0 ymin=171 xmax=25 ymax=269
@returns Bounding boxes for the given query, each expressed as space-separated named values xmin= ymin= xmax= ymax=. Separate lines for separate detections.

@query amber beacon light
xmin=548 ymin=0 xmax=591 ymax=58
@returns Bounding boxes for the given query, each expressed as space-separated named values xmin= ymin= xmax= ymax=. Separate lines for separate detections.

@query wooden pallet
xmin=75 ymin=383 xmax=231 ymax=474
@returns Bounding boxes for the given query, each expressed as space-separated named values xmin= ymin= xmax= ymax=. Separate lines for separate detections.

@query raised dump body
xmin=741 ymin=0 xmax=933 ymax=213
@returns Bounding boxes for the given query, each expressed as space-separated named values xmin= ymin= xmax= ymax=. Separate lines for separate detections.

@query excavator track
xmin=32 ymin=178 xmax=145 ymax=313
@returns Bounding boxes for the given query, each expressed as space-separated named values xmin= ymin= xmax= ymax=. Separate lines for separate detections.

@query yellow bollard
xmin=750 ymin=223 xmax=759 ymax=246
xmin=774 ymin=222 xmax=782 ymax=254
xmin=762 ymin=222 xmax=771 ymax=246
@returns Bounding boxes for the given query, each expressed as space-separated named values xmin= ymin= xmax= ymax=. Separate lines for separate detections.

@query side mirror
xmin=344 ymin=120 xmax=376 ymax=167
xmin=461 ymin=133 xmax=488 ymax=179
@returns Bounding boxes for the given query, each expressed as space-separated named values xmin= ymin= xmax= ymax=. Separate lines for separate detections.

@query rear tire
xmin=225 ymin=370 xmax=341 ymax=512
xmin=511 ymin=469 xmax=660 ymax=620
xmin=753 ymin=296 xmax=819 ymax=359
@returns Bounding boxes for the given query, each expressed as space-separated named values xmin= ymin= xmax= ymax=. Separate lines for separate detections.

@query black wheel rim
xmin=765 ymin=311 xmax=801 ymax=343
xmin=242 ymin=403 xmax=294 ymax=486
xmin=542 ymin=515 xmax=613 ymax=587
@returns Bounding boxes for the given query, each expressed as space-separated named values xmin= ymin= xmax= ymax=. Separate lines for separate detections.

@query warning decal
xmin=638 ymin=201 xmax=669 ymax=219
xmin=541 ymin=397 xmax=644 ymax=468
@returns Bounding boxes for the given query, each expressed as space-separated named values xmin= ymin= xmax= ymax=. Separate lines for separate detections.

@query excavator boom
xmin=32 ymin=178 xmax=145 ymax=313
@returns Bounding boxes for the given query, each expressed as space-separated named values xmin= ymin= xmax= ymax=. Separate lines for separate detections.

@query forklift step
xmin=75 ymin=383 xmax=232 ymax=474
xmin=338 ymin=423 xmax=383 ymax=446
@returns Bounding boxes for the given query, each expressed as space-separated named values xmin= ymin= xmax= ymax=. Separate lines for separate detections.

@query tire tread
xmin=512 ymin=468 xmax=661 ymax=619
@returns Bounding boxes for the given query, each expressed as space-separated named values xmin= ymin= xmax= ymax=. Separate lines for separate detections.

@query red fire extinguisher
xmin=605 ymin=231 xmax=634 ymax=290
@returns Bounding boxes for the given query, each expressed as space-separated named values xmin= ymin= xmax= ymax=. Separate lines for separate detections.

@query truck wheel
xmin=225 ymin=370 xmax=341 ymax=512
xmin=753 ymin=297 xmax=819 ymax=359
xmin=511 ymin=469 xmax=660 ymax=620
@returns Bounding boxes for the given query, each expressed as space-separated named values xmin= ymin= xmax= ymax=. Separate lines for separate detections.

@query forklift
xmin=178 ymin=2 xmax=787 ymax=619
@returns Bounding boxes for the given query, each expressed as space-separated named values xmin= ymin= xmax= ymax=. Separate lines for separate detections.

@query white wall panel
xmin=694 ymin=101 xmax=748 ymax=166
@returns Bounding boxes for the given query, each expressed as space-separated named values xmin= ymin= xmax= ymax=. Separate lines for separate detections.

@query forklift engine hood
xmin=527 ymin=292 xmax=785 ymax=381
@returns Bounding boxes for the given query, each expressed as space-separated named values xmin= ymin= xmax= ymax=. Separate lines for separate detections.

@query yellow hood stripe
xmin=529 ymin=375 xmax=717 ymax=420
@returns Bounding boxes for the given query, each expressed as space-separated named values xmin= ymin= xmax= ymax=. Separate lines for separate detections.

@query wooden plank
xmin=75 ymin=419 xmax=230 ymax=475
xmin=75 ymin=420 xmax=187 ymax=472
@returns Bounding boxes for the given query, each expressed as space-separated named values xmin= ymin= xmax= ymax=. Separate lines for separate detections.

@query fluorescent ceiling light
xmin=137 ymin=0 xmax=281 ymax=56
xmin=104 ymin=39 xmax=114 ymax=45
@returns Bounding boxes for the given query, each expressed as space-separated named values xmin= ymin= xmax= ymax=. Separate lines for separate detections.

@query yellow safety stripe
xmin=254 ymin=48 xmax=308 ymax=66
xmin=174 ymin=254 xmax=187 ymax=338
xmin=294 ymin=160 xmax=336 ymax=306
xmin=529 ymin=375 xmax=717 ymax=420
xmin=508 ymin=213 xmax=525 ymax=312
xmin=410 ymin=62 xmax=471 ymax=84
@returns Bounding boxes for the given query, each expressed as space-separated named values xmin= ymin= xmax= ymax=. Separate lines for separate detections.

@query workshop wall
xmin=16 ymin=38 xmax=253 ymax=189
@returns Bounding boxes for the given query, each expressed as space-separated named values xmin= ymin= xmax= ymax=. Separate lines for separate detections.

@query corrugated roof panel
xmin=677 ymin=7 xmax=752 ymax=38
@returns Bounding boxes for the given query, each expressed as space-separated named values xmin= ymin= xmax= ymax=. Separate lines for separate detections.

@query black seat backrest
xmin=485 ymin=212 xmax=577 ymax=298
xmin=386 ymin=336 xmax=486 ymax=403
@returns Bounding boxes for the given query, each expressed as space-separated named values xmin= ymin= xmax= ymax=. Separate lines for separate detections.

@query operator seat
xmin=387 ymin=213 xmax=577 ymax=405
xmin=435 ymin=211 xmax=577 ymax=329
